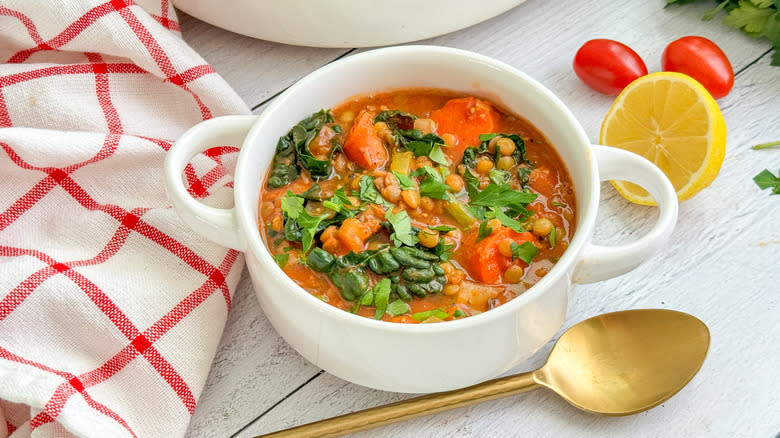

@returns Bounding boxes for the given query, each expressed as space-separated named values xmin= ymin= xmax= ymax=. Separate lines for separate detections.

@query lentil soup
xmin=258 ymin=89 xmax=576 ymax=323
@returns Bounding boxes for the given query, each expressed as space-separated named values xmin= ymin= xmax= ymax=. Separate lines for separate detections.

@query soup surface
xmin=258 ymin=89 xmax=575 ymax=323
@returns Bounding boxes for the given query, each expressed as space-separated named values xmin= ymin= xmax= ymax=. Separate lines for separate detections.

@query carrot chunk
xmin=343 ymin=110 xmax=387 ymax=170
xmin=461 ymin=226 xmax=537 ymax=283
xmin=430 ymin=97 xmax=499 ymax=162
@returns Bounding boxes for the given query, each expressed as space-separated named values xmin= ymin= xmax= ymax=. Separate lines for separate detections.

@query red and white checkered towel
xmin=0 ymin=0 xmax=250 ymax=436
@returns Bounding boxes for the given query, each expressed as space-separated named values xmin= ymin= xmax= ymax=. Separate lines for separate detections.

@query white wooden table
xmin=179 ymin=1 xmax=780 ymax=436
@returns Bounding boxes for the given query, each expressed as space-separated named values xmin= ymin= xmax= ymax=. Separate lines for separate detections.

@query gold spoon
xmin=256 ymin=309 xmax=709 ymax=438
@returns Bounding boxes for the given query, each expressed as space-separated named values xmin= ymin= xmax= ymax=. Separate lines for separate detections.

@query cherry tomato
xmin=662 ymin=36 xmax=733 ymax=99
xmin=573 ymin=39 xmax=648 ymax=95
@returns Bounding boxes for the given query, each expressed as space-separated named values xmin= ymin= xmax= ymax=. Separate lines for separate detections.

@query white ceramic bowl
xmin=173 ymin=0 xmax=526 ymax=48
xmin=165 ymin=46 xmax=678 ymax=393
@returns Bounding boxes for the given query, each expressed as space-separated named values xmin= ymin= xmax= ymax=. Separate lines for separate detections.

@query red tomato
xmin=662 ymin=36 xmax=733 ymax=99
xmin=573 ymin=39 xmax=648 ymax=95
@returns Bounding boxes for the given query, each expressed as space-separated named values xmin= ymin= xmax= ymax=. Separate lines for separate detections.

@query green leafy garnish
xmin=394 ymin=129 xmax=450 ymax=166
xmin=469 ymin=183 xmax=537 ymax=211
xmin=428 ymin=144 xmax=449 ymax=166
xmin=753 ymin=168 xmax=780 ymax=194
xmin=386 ymin=299 xmax=411 ymax=316
xmin=511 ymin=241 xmax=539 ymax=264
xmin=393 ymin=171 xmax=416 ymax=191
xmin=272 ymin=253 xmax=289 ymax=268
xmin=385 ymin=208 xmax=418 ymax=247
xmin=268 ymin=110 xmax=337 ymax=188
xmin=549 ymin=227 xmax=557 ymax=248
xmin=411 ymin=308 xmax=449 ymax=321
xmin=486 ymin=207 xmax=527 ymax=233
xmin=359 ymin=175 xmax=392 ymax=207
xmin=375 ymin=110 xmax=417 ymax=130
xmin=372 ymin=278 xmax=392 ymax=319
xmin=432 ymin=238 xmax=455 ymax=261
xmin=488 ymin=169 xmax=511 ymax=185
xmin=280 ymin=191 xmax=326 ymax=253
xmin=476 ymin=220 xmax=493 ymax=242
xmin=479 ymin=133 xmax=498 ymax=142
xmin=413 ymin=166 xmax=451 ymax=200
xmin=517 ymin=166 xmax=533 ymax=188
xmin=453 ymin=309 xmax=467 ymax=318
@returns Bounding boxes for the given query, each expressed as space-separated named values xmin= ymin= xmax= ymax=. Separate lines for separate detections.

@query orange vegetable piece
xmin=461 ymin=226 xmax=537 ymax=283
xmin=343 ymin=110 xmax=387 ymax=170
xmin=430 ymin=97 xmax=499 ymax=162
xmin=528 ymin=166 xmax=559 ymax=199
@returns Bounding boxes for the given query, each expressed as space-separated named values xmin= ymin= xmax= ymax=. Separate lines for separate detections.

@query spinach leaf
xmin=374 ymin=110 xmax=417 ymax=130
xmin=372 ymin=278 xmax=392 ymax=319
xmin=276 ymin=109 xmax=337 ymax=182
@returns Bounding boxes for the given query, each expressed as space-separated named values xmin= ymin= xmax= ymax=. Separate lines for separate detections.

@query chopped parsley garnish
xmin=453 ymin=309 xmax=467 ymax=318
xmin=486 ymin=207 xmax=526 ymax=233
xmin=392 ymin=171 xmax=416 ymax=191
xmin=359 ymin=175 xmax=391 ymax=207
xmin=549 ymin=227 xmax=557 ymax=248
xmin=469 ymin=183 xmax=537 ymax=210
xmin=413 ymin=166 xmax=451 ymax=200
xmin=272 ymin=253 xmax=289 ymax=268
xmin=476 ymin=220 xmax=493 ymax=242
xmin=754 ymin=169 xmax=780 ymax=194
xmin=511 ymin=241 xmax=539 ymax=264
xmin=488 ymin=169 xmax=511 ymax=185
xmin=385 ymin=208 xmax=418 ymax=247
xmin=386 ymin=299 xmax=410 ymax=316
xmin=280 ymin=191 xmax=326 ymax=253
xmin=394 ymin=129 xmax=450 ymax=166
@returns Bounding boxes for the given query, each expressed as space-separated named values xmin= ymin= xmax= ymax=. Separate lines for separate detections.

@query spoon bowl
xmin=536 ymin=309 xmax=710 ymax=415
xmin=258 ymin=309 xmax=710 ymax=438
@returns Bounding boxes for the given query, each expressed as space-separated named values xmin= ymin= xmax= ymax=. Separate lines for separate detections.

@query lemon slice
xmin=600 ymin=72 xmax=726 ymax=205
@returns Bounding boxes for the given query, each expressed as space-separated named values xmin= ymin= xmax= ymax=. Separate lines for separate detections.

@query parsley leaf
xmin=453 ymin=309 xmax=467 ymax=317
xmin=488 ymin=169 xmax=511 ymax=185
xmin=469 ymin=183 xmax=537 ymax=210
xmin=387 ymin=299 xmax=410 ymax=316
xmin=476 ymin=220 xmax=493 ymax=242
xmin=549 ymin=226 xmax=557 ymax=248
xmin=753 ymin=169 xmax=780 ymax=194
xmin=432 ymin=238 xmax=455 ymax=261
xmin=413 ymin=166 xmax=451 ymax=200
xmin=280 ymin=191 xmax=326 ymax=253
xmin=322 ymin=187 xmax=356 ymax=216
xmin=428 ymin=144 xmax=450 ymax=166
xmin=511 ymin=241 xmax=539 ymax=264
xmin=486 ymin=207 xmax=527 ymax=233
xmin=385 ymin=208 xmax=418 ymax=246
xmin=392 ymin=171 xmax=416 ymax=191
xmin=359 ymin=175 xmax=391 ymax=207
xmin=272 ymin=253 xmax=289 ymax=268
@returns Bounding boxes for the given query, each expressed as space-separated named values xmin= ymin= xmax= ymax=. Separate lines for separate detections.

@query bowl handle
xmin=164 ymin=115 xmax=259 ymax=251
xmin=573 ymin=145 xmax=678 ymax=284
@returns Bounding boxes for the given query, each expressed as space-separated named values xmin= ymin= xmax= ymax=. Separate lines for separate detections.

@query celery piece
xmin=390 ymin=151 xmax=413 ymax=175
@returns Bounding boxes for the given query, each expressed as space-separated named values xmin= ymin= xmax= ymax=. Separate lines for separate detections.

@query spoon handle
xmin=255 ymin=371 xmax=540 ymax=438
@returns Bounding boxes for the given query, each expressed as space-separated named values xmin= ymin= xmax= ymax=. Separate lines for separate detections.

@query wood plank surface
xmin=181 ymin=0 xmax=780 ymax=436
